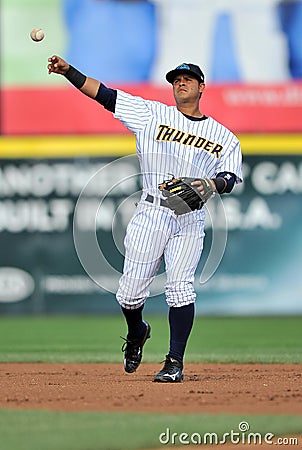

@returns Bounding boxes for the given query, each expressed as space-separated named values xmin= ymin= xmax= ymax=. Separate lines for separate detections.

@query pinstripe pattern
xmin=114 ymin=89 xmax=242 ymax=308
xmin=116 ymin=202 xmax=205 ymax=308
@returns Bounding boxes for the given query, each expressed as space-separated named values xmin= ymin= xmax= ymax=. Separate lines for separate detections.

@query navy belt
xmin=145 ymin=194 xmax=168 ymax=207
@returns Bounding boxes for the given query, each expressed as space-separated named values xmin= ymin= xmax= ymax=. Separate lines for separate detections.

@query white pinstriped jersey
xmin=114 ymin=89 xmax=243 ymax=308
xmin=114 ymin=90 xmax=243 ymax=198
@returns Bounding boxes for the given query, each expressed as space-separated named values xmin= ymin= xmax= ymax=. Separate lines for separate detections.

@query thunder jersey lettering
xmin=114 ymin=90 xmax=243 ymax=195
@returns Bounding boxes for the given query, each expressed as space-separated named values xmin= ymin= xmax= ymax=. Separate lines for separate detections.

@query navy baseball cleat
xmin=121 ymin=321 xmax=151 ymax=373
xmin=153 ymin=355 xmax=184 ymax=382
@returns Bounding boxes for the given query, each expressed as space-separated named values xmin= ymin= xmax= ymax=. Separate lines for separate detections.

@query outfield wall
xmin=0 ymin=135 xmax=301 ymax=316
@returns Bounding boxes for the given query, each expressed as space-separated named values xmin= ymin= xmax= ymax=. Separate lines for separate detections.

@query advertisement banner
xmin=2 ymin=83 xmax=302 ymax=135
xmin=0 ymin=145 xmax=301 ymax=315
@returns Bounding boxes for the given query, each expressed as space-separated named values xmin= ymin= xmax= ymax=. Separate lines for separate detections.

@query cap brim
xmin=166 ymin=68 xmax=202 ymax=84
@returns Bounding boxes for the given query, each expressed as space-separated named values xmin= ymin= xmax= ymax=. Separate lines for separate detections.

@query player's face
xmin=172 ymin=74 xmax=204 ymax=104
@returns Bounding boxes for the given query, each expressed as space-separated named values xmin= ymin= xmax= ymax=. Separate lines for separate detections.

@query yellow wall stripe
xmin=240 ymin=134 xmax=302 ymax=155
xmin=0 ymin=135 xmax=135 ymax=158
xmin=0 ymin=134 xmax=302 ymax=158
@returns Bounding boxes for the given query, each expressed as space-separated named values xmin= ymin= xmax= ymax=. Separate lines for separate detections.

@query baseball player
xmin=48 ymin=57 xmax=243 ymax=382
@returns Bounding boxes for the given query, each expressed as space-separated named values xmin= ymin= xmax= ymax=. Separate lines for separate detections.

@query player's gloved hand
xmin=158 ymin=177 xmax=215 ymax=215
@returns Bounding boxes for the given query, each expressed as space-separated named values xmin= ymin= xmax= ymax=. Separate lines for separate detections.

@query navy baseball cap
xmin=166 ymin=63 xmax=205 ymax=84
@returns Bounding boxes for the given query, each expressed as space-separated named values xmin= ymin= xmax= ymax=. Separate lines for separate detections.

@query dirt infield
xmin=1 ymin=363 xmax=301 ymax=415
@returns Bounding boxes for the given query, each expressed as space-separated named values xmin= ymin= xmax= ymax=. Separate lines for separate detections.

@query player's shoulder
xmin=206 ymin=115 xmax=240 ymax=142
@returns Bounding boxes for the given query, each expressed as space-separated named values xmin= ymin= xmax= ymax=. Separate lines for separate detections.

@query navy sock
xmin=168 ymin=303 xmax=195 ymax=364
xmin=122 ymin=305 xmax=145 ymax=340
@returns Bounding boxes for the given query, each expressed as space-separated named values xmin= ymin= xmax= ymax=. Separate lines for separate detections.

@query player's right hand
xmin=48 ymin=55 xmax=69 ymax=75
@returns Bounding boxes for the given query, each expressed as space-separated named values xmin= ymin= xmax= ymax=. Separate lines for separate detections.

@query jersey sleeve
xmin=216 ymin=137 xmax=243 ymax=183
xmin=114 ymin=89 xmax=153 ymax=134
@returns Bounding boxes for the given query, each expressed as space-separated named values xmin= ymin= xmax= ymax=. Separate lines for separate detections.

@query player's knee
xmin=116 ymin=286 xmax=146 ymax=309
xmin=116 ymin=274 xmax=151 ymax=309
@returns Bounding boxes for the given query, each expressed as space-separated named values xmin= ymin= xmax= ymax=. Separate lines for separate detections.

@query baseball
xmin=30 ymin=28 xmax=45 ymax=42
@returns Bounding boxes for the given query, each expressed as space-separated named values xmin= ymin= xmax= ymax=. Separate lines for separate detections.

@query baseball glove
xmin=158 ymin=177 xmax=215 ymax=215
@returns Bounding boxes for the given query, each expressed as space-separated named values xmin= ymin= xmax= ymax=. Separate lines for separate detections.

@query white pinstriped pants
xmin=116 ymin=200 xmax=205 ymax=309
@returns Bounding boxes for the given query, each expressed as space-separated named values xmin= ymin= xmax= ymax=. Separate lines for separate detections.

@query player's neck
xmin=176 ymin=104 xmax=202 ymax=118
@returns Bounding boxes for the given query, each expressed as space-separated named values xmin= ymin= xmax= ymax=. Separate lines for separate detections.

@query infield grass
xmin=0 ymin=316 xmax=301 ymax=363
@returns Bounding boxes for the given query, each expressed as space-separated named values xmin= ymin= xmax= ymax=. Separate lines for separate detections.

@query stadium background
xmin=1 ymin=0 xmax=301 ymax=316
xmin=1 ymin=2 xmax=302 ymax=449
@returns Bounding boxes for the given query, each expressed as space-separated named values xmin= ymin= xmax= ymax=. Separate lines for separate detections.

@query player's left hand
xmin=158 ymin=177 xmax=215 ymax=215
xmin=191 ymin=179 xmax=216 ymax=196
